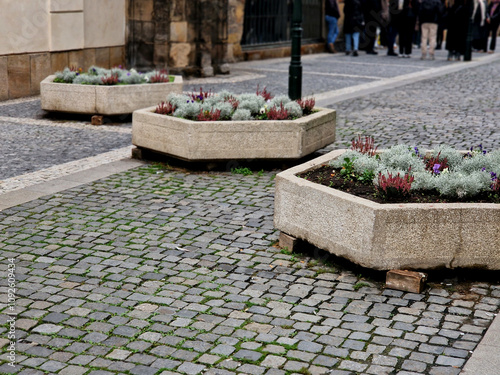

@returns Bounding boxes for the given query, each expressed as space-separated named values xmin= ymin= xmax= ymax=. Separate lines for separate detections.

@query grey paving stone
xmin=233 ymin=349 xmax=263 ymax=362
xmin=3 ymin=60 xmax=500 ymax=375
xmin=177 ymin=362 xmax=206 ymax=375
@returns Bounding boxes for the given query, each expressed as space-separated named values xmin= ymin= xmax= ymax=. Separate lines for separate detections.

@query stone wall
xmin=0 ymin=0 xmax=126 ymax=100
xmin=127 ymin=0 xmax=233 ymax=76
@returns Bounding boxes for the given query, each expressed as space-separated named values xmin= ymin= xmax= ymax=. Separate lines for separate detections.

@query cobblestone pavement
xmin=0 ymin=98 xmax=132 ymax=181
xmin=323 ymin=58 xmax=500 ymax=152
xmin=0 ymin=165 xmax=499 ymax=375
xmin=1 ymin=50 xmax=499 ymax=375
xmin=183 ymin=49 xmax=455 ymax=96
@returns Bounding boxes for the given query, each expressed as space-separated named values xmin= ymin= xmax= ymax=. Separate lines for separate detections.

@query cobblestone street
xmin=1 ymin=166 xmax=499 ymax=375
xmin=0 ymin=51 xmax=499 ymax=375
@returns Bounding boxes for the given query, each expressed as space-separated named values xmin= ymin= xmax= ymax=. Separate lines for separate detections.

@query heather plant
xmin=376 ymin=172 xmax=415 ymax=200
xmin=256 ymin=85 xmax=273 ymax=101
xmin=155 ymin=101 xmax=176 ymax=115
xmin=197 ymin=108 xmax=221 ymax=121
xmin=424 ymin=152 xmax=449 ymax=175
xmin=267 ymin=104 xmax=290 ymax=120
xmin=53 ymin=66 xmax=174 ymax=85
xmin=297 ymin=98 xmax=316 ymax=116
xmin=351 ymin=135 xmax=378 ymax=156
xmin=155 ymin=87 xmax=316 ymax=122
xmin=328 ymin=139 xmax=500 ymax=200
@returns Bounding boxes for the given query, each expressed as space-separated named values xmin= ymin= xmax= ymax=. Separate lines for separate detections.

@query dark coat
xmin=325 ymin=0 xmax=341 ymax=18
xmin=388 ymin=0 xmax=418 ymax=24
xmin=344 ymin=0 xmax=365 ymax=32
xmin=419 ymin=0 xmax=443 ymax=24
xmin=446 ymin=0 xmax=468 ymax=54
xmin=489 ymin=2 xmax=500 ymax=24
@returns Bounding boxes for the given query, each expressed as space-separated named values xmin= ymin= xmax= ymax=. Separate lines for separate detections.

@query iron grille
xmin=241 ymin=0 xmax=323 ymax=47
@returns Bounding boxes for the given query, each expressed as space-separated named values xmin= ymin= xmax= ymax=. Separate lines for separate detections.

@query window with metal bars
xmin=241 ymin=0 xmax=323 ymax=47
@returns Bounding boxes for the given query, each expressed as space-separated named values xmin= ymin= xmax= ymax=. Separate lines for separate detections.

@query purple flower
xmin=433 ymin=164 xmax=441 ymax=175
xmin=482 ymin=167 xmax=486 ymax=171
xmin=491 ymin=172 xmax=497 ymax=181
xmin=127 ymin=73 xmax=131 ymax=76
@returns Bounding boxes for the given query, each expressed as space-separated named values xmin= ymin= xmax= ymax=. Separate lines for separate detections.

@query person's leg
xmin=325 ymin=15 xmax=335 ymax=52
xmin=490 ymin=22 xmax=499 ymax=51
xmin=353 ymin=32 xmax=360 ymax=55
xmin=429 ymin=23 xmax=438 ymax=58
xmin=421 ymin=23 xmax=429 ymax=58
xmin=387 ymin=25 xmax=397 ymax=55
xmin=345 ymin=33 xmax=353 ymax=53
xmin=406 ymin=20 xmax=415 ymax=55
xmin=332 ymin=17 xmax=339 ymax=44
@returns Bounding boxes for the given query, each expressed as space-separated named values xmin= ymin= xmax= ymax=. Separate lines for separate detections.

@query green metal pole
xmin=464 ymin=0 xmax=474 ymax=61
xmin=289 ymin=0 xmax=302 ymax=100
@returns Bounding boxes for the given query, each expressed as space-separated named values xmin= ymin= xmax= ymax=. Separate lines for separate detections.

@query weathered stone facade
xmin=127 ymin=0 xmax=238 ymax=76
xmin=127 ymin=0 xmax=327 ymax=76
xmin=0 ymin=0 xmax=326 ymax=100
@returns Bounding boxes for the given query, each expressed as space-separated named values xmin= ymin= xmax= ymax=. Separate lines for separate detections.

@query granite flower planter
xmin=132 ymin=106 xmax=336 ymax=161
xmin=40 ymin=75 xmax=183 ymax=115
xmin=274 ymin=149 xmax=500 ymax=270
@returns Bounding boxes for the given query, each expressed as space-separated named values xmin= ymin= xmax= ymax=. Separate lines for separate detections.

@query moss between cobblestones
xmin=1 ymin=166 xmax=499 ymax=375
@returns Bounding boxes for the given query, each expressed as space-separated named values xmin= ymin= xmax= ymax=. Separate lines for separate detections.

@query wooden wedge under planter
xmin=40 ymin=75 xmax=183 ymax=115
xmin=274 ymin=149 xmax=500 ymax=271
xmin=132 ymin=106 xmax=336 ymax=161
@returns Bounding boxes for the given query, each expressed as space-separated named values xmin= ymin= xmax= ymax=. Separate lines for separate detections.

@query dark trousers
xmin=387 ymin=24 xmax=398 ymax=53
xmin=398 ymin=18 xmax=416 ymax=55
xmin=490 ymin=21 xmax=500 ymax=51
xmin=361 ymin=15 xmax=379 ymax=51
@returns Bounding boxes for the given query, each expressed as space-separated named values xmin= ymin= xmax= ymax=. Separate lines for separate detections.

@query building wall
xmin=127 ymin=0 xmax=236 ymax=76
xmin=0 ymin=0 xmax=126 ymax=100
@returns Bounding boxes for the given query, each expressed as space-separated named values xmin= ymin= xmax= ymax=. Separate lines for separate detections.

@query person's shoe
xmin=420 ymin=54 xmax=426 ymax=60
xmin=352 ymin=50 xmax=358 ymax=57
xmin=398 ymin=54 xmax=405 ymax=58
xmin=327 ymin=43 xmax=336 ymax=53
xmin=405 ymin=54 xmax=411 ymax=58
xmin=430 ymin=54 xmax=435 ymax=60
xmin=387 ymin=50 xmax=398 ymax=56
xmin=366 ymin=49 xmax=378 ymax=55
xmin=345 ymin=51 xmax=351 ymax=56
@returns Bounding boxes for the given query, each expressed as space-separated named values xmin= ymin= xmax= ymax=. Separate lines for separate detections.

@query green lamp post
xmin=289 ymin=0 xmax=303 ymax=100
xmin=464 ymin=0 xmax=474 ymax=61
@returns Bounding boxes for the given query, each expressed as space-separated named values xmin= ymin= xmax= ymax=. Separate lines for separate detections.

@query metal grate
xmin=241 ymin=0 xmax=322 ymax=47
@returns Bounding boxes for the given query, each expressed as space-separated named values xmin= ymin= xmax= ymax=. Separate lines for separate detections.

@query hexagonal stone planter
xmin=274 ymin=149 xmax=500 ymax=270
xmin=40 ymin=75 xmax=183 ymax=115
xmin=132 ymin=106 xmax=336 ymax=161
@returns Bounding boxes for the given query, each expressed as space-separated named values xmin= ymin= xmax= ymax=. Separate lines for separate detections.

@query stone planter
xmin=132 ymin=107 xmax=336 ymax=161
xmin=274 ymin=150 xmax=500 ymax=270
xmin=40 ymin=75 xmax=183 ymax=115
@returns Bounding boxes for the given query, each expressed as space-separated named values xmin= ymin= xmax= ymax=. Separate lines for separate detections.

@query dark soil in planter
xmin=298 ymin=165 xmax=499 ymax=204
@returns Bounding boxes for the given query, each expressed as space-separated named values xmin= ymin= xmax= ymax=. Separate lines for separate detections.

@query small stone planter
xmin=274 ymin=150 xmax=500 ymax=270
xmin=40 ymin=75 xmax=183 ymax=115
xmin=132 ymin=107 xmax=336 ymax=161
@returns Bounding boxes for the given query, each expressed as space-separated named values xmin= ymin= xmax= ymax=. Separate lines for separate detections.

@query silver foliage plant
xmin=54 ymin=66 xmax=170 ymax=85
xmin=329 ymin=144 xmax=499 ymax=198
xmin=162 ymin=91 xmax=308 ymax=121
